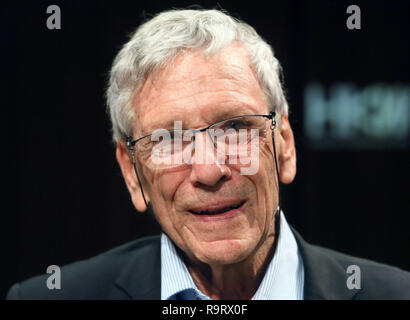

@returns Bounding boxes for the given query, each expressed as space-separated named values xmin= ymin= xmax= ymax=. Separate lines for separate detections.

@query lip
xmin=188 ymin=201 xmax=246 ymax=222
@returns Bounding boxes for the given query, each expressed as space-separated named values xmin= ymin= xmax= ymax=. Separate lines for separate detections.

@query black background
xmin=1 ymin=0 xmax=409 ymax=299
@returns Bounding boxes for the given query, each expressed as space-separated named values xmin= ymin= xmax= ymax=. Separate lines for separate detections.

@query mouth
xmin=189 ymin=201 xmax=245 ymax=216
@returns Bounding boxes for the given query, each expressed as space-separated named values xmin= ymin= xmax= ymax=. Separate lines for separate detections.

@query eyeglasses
xmin=126 ymin=111 xmax=281 ymax=214
xmin=126 ymin=112 xmax=276 ymax=170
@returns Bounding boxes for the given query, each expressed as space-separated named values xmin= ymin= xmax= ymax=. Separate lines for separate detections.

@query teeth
xmin=193 ymin=203 xmax=242 ymax=215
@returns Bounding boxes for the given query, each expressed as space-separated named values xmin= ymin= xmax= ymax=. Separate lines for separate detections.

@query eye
xmin=224 ymin=119 xmax=248 ymax=130
xmin=151 ymin=129 xmax=175 ymax=144
xmin=168 ymin=130 xmax=178 ymax=140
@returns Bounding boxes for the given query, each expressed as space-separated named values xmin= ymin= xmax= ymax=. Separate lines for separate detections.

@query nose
xmin=189 ymin=131 xmax=232 ymax=187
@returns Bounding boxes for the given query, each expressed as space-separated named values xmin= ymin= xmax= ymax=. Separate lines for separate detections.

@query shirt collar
xmin=161 ymin=211 xmax=304 ymax=300
xmin=161 ymin=231 xmax=209 ymax=300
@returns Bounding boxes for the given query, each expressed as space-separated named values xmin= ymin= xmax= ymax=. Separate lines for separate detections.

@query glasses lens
xmin=210 ymin=115 xmax=269 ymax=156
xmin=135 ymin=129 xmax=194 ymax=169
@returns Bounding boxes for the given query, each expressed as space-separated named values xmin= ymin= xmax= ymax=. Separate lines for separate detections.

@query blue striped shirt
xmin=161 ymin=211 xmax=304 ymax=300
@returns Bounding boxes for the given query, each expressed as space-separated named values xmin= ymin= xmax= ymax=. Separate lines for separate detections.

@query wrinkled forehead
xmin=132 ymin=43 xmax=268 ymax=136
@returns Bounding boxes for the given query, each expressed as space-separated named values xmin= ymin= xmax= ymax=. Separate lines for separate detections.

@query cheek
xmin=250 ymin=145 xmax=277 ymax=219
xmin=153 ymin=169 xmax=188 ymax=208
xmin=259 ymin=142 xmax=276 ymax=182
xmin=148 ymin=170 xmax=188 ymax=235
xmin=238 ymin=139 xmax=275 ymax=186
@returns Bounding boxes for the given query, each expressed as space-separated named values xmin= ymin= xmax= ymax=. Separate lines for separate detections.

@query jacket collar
xmin=291 ymin=228 xmax=358 ymax=300
xmin=115 ymin=237 xmax=161 ymax=299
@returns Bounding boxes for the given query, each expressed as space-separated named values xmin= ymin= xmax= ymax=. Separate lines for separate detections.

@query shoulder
xmin=317 ymin=245 xmax=410 ymax=299
xmin=7 ymin=235 xmax=161 ymax=300
xmin=293 ymin=230 xmax=410 ymax=299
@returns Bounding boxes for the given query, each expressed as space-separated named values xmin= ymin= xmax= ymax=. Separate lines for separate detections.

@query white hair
xmin=106 ymin=9 xmax=289 ymax=142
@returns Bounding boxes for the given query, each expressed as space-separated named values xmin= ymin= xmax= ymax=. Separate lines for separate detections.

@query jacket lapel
xmin=115 ymin=237 xmax=161 ymax=299
xmin=291 ymin=229 xmax=358 ymax=300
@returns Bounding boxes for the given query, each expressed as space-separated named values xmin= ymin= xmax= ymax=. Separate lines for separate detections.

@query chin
xmin=192 ymin=238 xmax=252 ymax=265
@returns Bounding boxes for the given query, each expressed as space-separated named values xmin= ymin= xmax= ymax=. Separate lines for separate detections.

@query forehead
xmin=133 ymin=42 xmax=268 ymax=134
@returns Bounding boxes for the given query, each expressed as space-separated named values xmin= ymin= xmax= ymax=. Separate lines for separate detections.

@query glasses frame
xmin=126 ymin=112 xmax=276 ymax=151
xmin=125 ymin=111 xmax=280 ymax=213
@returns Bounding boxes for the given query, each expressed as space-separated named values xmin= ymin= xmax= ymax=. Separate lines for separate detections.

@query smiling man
xmin=7 ymin=8 xmax=410 ymax=300
xmin=116 ymin=42 xmax=294 ymax=300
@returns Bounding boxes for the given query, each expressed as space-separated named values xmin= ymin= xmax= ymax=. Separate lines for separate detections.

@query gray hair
xmin=106 ymin=9 xmax=289 ymax=142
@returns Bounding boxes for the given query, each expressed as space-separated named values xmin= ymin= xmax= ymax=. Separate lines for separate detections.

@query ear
xmin=116 ymin=141 xmax=150 ymax=212
xmin=276 ymin=116 xmax=297 ymax=184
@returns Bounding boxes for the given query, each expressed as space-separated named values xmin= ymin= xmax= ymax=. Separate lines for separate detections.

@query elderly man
xmin=8 ymin=9 xmax=410 ymax=300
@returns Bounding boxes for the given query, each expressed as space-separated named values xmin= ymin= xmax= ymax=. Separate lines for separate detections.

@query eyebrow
xmin=142 ymin=102 xmax=261 ymax=134
xmin=211 ymin=104 xmax=259 ymax=120
xmin=142 ymin=119 xmax=179 ymax=135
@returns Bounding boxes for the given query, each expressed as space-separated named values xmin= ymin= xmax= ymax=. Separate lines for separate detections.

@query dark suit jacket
xmin=7 ymin=229 xmax=410 ymax=300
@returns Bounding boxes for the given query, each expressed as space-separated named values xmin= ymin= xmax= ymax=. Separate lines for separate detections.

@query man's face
xmin=122 ymin=43 xmax=294 ymax=265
